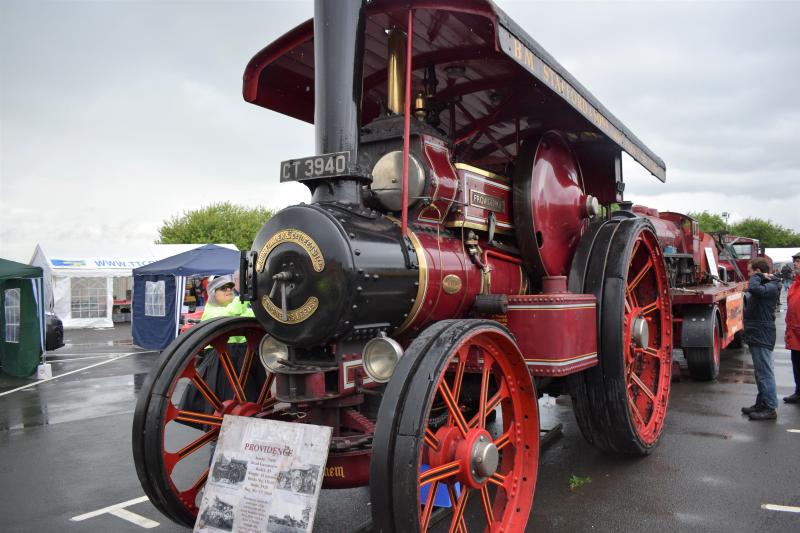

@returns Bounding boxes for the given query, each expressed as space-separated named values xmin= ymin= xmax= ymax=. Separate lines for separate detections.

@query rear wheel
xmin=569 ymin=217 xmax=672 ymax=455
xmin=370 ymin=320 xmax=539 ymax=532
xmin=685 ymin=316 xmax=721 ymax=381
xmin=132 ymin=317 xmax=272 ymax=527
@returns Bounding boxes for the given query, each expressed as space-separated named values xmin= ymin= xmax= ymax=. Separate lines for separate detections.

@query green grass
xmin=568 ymin=474 xmax=592 ymax=491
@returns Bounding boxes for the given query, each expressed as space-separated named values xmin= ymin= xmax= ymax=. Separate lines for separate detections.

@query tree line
xmin=156 ymin=203 xmax=800 ymax=251
xmin=158 ymin=202 xmax=274 ymax=252
xmin=689 ymin=211 xmax=800 ymax=248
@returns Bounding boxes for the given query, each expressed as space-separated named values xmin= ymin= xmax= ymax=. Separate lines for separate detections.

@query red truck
xmin=632 ymin=205 xmax=746 ymax=380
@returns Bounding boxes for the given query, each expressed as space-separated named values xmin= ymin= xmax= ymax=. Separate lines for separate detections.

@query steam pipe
xmin=311 ymin=0 xmax=365 ymax=206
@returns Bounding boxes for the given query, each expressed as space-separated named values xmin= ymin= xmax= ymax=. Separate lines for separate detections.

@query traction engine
xmin=133 ymin=1 xmax=673 ymax=531
xmin=633 ymin=206 xmax=747 ymax=381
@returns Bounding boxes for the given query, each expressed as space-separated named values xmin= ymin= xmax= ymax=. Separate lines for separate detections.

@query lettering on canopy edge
xmin=498 ymin=26 xmax=665 ymax=182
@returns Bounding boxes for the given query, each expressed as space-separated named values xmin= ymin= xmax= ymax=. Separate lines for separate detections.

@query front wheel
xmin=132 ymin=317 xmax=273 ymax=527
xmin=370 ymin=320 xmax=539 ymax=532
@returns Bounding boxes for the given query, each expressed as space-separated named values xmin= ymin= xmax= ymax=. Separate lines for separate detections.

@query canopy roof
xmin=133 ymin=244 xmax=240 ymax=276
xmin=243 ymin=0 xmax=665 ymax=181
xmin=0 ymin=258 xmax=42 ymax=281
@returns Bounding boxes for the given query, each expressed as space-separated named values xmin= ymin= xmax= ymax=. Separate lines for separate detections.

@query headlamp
xmin=362 ymin=333 xmax=404 ymax=383
xmin=259 ymin=334 xmax=289 ymax=373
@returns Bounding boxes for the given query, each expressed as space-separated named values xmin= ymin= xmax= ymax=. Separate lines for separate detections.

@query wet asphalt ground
xmin=1 ymin=302 xmax=798 ymax=533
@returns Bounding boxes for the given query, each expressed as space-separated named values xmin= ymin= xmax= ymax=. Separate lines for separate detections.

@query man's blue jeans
xmin=749 ymin=345 xmax=778 ymax=409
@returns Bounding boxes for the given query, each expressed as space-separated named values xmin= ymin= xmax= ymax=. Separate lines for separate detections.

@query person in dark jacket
xmin=741 ymin=258 xmax=781 ymax=420
xmin=781 ymin=262 xmax=794 ymax=292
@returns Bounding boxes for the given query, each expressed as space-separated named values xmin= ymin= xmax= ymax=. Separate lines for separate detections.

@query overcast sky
xmin=2 ymin=0 xmax=799 ymax=263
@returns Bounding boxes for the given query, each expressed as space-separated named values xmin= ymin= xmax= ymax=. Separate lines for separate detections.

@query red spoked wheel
xmin=370 ymin=320 xmax=539 ymax=532
xmin=685 ymin=314 xmax=721 ymax=381
xmin=569 ymin=216 xmax=672 ymax=454
xmin=132 ymin=317 xmax=273 ymax=527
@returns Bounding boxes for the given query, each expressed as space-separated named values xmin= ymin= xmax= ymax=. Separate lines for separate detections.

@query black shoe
xmin=748 ymin=408 xmax=777 ymax=420
xmin=741 ymin=403 xmax=764 ymax=414
xmin=784 ymin=393 xmax=800 ymax=404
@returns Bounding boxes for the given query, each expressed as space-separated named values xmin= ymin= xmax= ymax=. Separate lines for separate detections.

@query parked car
xmin=45 ymin=311 xmax=64 ymax=351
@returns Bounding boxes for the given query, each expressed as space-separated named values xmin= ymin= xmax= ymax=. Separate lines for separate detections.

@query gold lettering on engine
xmin=469 ymin=189 xmax=505 ymax=213
xmin=262 ymin=295 xmax=320 ymax=325
xmin=256 ymin=229 xmax=325 ymax=273
xmin=324 ymin=466 xmax=345 ymax=478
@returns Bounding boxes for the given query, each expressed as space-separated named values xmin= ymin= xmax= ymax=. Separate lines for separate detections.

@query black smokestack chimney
xmin=311 ymin=0 xmax=366 ymax=206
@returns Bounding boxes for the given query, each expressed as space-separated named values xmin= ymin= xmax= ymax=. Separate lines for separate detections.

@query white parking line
xmin=0 ymin=352 xmax=143 ymax=398
xmin=71 ymin=496 xmax=150 ymax=521
xmin=109 ymin=508 xmax=160 ymax=529
xmin=787 ymin=429 xmax=800 ymax=434
xmin=762 ymin=503 xmax=800 ymax=514
xmin=49 ymin=355 xmax=121 ymax=363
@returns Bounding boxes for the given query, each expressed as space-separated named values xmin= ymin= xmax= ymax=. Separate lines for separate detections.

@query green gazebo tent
xmin=0 ymin=258 xmax=46 ymax=377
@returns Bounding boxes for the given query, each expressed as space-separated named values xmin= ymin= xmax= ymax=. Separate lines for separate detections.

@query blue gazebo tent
xmin=0 ymin=258 xmax=45 ymax=377
xmin=131 ymin=244 xmax=239 ymax=350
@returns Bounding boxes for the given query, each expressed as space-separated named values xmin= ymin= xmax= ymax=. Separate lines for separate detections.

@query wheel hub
xmin=631 ymin=316 xmax=649 ymax=348
xmin=471 ymin=434 xmax=499 ymax=478
xmin=217 ymin=399 xmax=261 ymax=418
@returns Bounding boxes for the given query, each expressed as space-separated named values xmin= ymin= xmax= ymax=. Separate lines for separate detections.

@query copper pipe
xmin=387 ymin=29 xmax=407 ymax=114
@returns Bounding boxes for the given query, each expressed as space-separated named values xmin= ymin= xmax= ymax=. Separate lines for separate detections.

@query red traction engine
xmin=634 ymin=206 xmax=747 ymax=381
xmin=133 ymin=1 xmax=672 ymax=530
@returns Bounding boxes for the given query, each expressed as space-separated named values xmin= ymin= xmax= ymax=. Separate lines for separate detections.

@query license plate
xmin=280 ymin=151 xmax=350 ymax=182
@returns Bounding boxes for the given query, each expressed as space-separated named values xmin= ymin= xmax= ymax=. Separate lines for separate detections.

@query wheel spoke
xmin=629 ymin=371 xmax=656 ymax=404
xmin=424 ymin=428 xmax=441 ymax=452
xmin=450 ymin=347 xmax=468 ymax=404
xmin=438 ymin=380 xmax=469 ymax=437
xmin=640 ymin=299 xmax=658 ymax=316
xmin=175 ymin=427 xmax=219 ymax=462
xmin=629 ymin=238 xmax=642 ymax=263
xmin=627 ymin=259 xmax=652 ymax=294
xmin=447 ymin=487 xmax=470 ymax=533
xmin=478 ymin=357 xmax=492 ymax=429
xmin=494 ymin=428 xmax=513 ymax=451
xmin=238 ymin=346 xmax=255 ymax=390
xmin=419 ymin=460 xmax=461 ymax=486
xmin=420 ymin=480 xmax=439 ymax=531
xmin=627 ymin=395 xmax=647 ymax=427
xmin=216 ymin=347 xmax=247 ymax=403
xmin=642 ymin=347 xmax=660 ymax=359
xmin=487 ymin=471 xmax=507 ymax=488
xmin=175 ymin=410 xmax=223 ymax=428
xmin=468 ymin=380 xmax=507 ymax=428
xmin=257 ymin=373 xmax=275 ymax=406
xmin=190 ymin=372 xmax=223 ymax=411
xmin=480 ymin=486 xmax=494 ymax=526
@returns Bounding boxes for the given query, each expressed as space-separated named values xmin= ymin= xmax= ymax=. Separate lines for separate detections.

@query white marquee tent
xmin=765 ymin=248 xmax=800 ymax=265
xmin=31 ymin=243 xmax=237 ymax=329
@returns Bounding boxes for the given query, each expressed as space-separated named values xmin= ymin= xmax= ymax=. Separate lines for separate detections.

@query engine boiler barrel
xmin=251 ymin=204 xmax=418 ymax=347
xmin=250 ymin=205 xmax=527 ymax=346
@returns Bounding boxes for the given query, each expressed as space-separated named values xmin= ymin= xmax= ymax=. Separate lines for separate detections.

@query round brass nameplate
xmin=256 ymin=229 xmax=324 ymax=273
xmin=442 ymin=274 xmax=463 ymax=295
